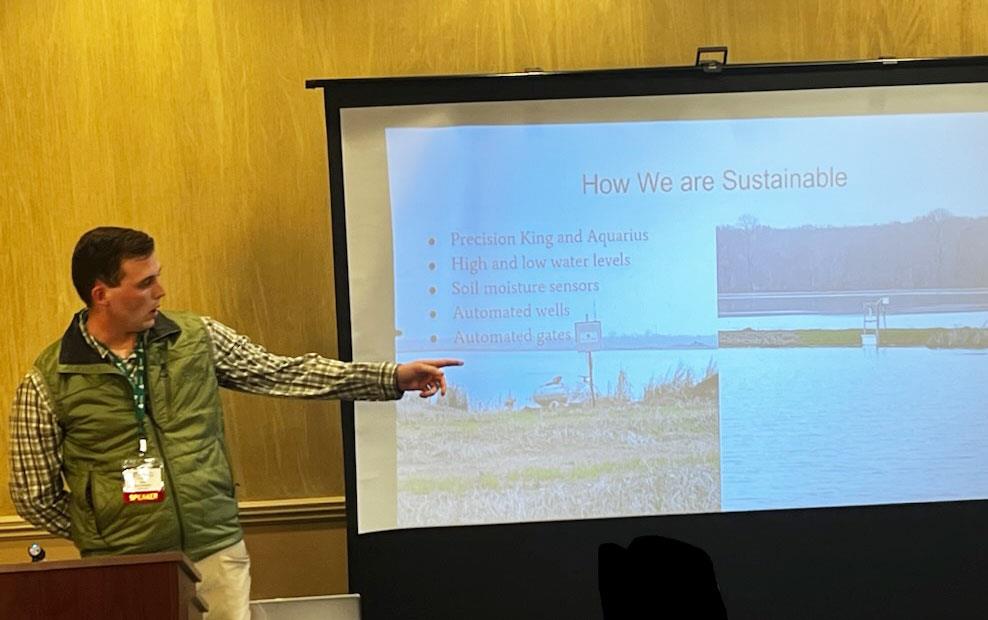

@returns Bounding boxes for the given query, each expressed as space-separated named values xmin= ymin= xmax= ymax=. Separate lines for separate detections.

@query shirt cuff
xmin=384 ymin=361 xmax=404 ymax=399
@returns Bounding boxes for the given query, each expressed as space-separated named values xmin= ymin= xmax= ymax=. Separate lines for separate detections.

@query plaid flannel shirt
xmin=9 ymin=314 xmax=400 ymax=538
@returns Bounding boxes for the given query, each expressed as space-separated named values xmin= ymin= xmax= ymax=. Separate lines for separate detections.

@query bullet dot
xmin=429 ymin=287 xmax=437 ymax=295
xmin=428 ymin=238 xmax=436 ymax=246
xmin=428 ymin=262 xmax=436 ymax=271
xmin=430 ymin=335 xmax=438 ymax=343
xmin=429 ymin=310 xmax=437 ymax=319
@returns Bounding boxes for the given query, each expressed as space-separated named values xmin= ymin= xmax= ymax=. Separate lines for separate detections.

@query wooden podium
xmin=0 ymin=551 xmax=207 ymax=619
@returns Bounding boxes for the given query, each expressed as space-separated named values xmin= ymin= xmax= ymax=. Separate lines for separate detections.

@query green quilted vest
xmin=34 ymin=310 xmax=242 ymax=561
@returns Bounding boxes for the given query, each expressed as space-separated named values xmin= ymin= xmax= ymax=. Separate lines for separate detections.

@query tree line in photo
xmin=717 ymin=210 xmax=988 ymax=293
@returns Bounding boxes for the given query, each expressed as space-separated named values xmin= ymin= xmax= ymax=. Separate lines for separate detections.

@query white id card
xmin=121 ymin=457 xmax=166 ymax=503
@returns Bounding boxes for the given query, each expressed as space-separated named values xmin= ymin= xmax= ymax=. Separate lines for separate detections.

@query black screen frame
xmin=307 ymin=57 xmax=988 ymax=620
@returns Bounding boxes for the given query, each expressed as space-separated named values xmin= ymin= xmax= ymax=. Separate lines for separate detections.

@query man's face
xmin=95 ymin=253 xmax=166 ymax=333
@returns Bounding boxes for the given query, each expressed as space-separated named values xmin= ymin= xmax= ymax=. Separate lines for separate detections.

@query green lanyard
xmin=106 ymin=337 xmax=149 ymax=456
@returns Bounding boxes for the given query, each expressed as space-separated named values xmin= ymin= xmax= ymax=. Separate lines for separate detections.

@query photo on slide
xmin=716 ymin=209 xmax=988 ymax=511
xmin=395 ymin=350 xmax=720 ymax=527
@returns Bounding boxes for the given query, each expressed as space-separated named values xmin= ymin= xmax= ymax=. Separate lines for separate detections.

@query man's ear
xmin=90 ymin=281 xmax=110 ymax=306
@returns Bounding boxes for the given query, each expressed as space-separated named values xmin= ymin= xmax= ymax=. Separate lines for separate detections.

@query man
xmin=9 ymin=227 xmax=460 ymax=619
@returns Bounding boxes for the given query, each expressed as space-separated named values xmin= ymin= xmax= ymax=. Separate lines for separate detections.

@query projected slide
xmin=342 ymin=87 xmax=988 ymax=532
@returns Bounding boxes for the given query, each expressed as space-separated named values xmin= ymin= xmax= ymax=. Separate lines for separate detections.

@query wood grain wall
xmin=2 ymin=0 xmax=986 ymax=599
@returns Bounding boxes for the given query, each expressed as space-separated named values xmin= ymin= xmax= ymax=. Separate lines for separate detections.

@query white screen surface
xmin=340 ymin=83 xmax=988 ymax=533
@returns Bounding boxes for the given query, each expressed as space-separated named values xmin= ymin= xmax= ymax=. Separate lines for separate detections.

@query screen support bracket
xmin=695 ymin=45 xmax=729 ymax=73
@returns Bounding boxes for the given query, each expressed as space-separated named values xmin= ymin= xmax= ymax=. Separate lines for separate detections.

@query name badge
xmin=122 ymin=457 xmax=166 ymax=503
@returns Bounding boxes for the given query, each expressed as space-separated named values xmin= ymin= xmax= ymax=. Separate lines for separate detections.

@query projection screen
xmin=308 ymin=57 xmax=988 ymax=620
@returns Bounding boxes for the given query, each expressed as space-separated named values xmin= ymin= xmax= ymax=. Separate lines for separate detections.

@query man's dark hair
xmin=72 ymin=227 xmax=155 ymax=305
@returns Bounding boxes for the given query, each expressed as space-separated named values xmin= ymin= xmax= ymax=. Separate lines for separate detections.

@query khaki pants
xmin=195 ymin=540 xmax=252 ymax=620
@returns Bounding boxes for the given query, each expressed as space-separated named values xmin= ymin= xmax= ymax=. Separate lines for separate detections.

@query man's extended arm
xmin=8 ymin=370 xmax=72 ymax=539
xmin=202 ymin=317 xmax=404 ymax=400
